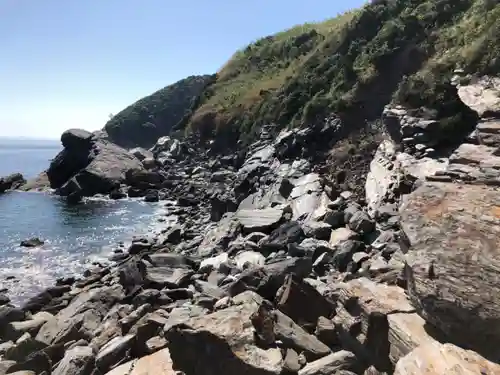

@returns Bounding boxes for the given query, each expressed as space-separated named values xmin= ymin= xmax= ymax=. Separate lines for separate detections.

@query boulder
xmin=301 ymin=221 xmax=332 ymax=240
xmin=259 ymin=221 xmax=305 ymax=252
xmin=95 ymin=334 xmax=135 ymax=372
xmin=298 ymin=351 xmax=362 ymax=375
xmin=129 ymin=147 xmax=153 ymax=161
xmin=0 ymin=173 xmax=26 ymax=193
xmin=47 ymin=129 xmax=144 ymax=197
xmin=330 ymin=278 xmax=435 ymax=371
xmin=104 ymin=348 xmax=175 ymax=375
xmin=165 ymin=292 xmax=286 ymax=375
xmin=275 ymin=275 xmax=335 ymax=331
xmin=400 ymin=182 xmax=500 ymax=359
xmin=394 ymin=342 xmax=500 ymax=375
xmin=52 ymin=345 xmax=94 ymax=375
xmin=235 ymin=207 xmax=287 ymax=233
xmin=329 ymin=228 xmax=358 ymax=247
xmin=456 ymin=75 xmax=500 ymax=117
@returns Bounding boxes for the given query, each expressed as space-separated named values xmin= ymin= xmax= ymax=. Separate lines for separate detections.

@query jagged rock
xmin=329 ymin=228 xmax=358 ymax=247
xmin=234 ymin=251 xmax=266 ymax=269
xmin=19 ymin=238 xmax=44 ymax=248
xmin=289 ymin=173 xmax=329 ymax=221
xmin=329 ymin=278 xmax=435 ymax=371
xmin=36 ymin=285 xmax=124 ymax=346
xmin=48 ymin=130 xmax=144 ymax=197
xmin=365 ymin=139 xmax=446 ymax=217
xmin=322 ymin=210 xmax=344 ymax=228
xmin=2 ymin=312 xmax=54 ymax=341
xmin=104 ymin=348 xmax=175 ymax=375
xmin=95 ymin=334 xmax=135 ymax=372
xmin=394 ymin=342 xmax=500 ymax=375
xmin=302 ymin=221 xmax=332 ymax=240
xmin=52 ymin=345 xmax=94 ymax=375
xmin=298 ymin=351 xmax=361 ymax=375
xmin=275 ymin=275 xmax=335 ymax=331
xmin=315 ymin=316 xmax=338 ymax=347
xmin=165 ymin=292 xmax=285 ymax=375
xmin=348 ymin=211 xmax=375 ymax=235
xmin=0 ymin=173 xmax=26 ymax=193
xmin=129 ymin=147 xmax=153 ymax=161
xmin=401 ymin=182 xmax=500 ymax=359
xmin=0 ymin=306 xmax=26 ymax=329
xmin=456 ymin=76 xmax=500 ymax=117
xmin=197 ymin=216 xmax=241 ymax=257
xmin=333 ymin=240 xmax=365 ymax=272
xmin=259 ymin=221 xmax=305 ymax=252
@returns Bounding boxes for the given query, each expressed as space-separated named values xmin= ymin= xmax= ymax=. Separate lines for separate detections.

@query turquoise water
xmin=0 ymin=138 xmax=167 ymax=305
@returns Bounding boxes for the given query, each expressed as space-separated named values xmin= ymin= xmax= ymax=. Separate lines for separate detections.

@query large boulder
xmin=47 ymin=129 xmax=144 ymax=197
xmin=401 ymin=182 xmax=500 ymax=359
xmin=329 ymin=278 xmax=436 ymax=371
xmin=394 ymin=342 xmax=500 ymax=375
xmin=0 ymin=173 xmax=26 ymax=193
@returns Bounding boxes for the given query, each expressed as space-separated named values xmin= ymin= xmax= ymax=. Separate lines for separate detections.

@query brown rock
xmin=401 ymin=182 xmax=500 ymax=359
xmin=394 ymin=342 xmax=500 ymax=375
xmin=330 ymin=278 xmax=435 ymax=371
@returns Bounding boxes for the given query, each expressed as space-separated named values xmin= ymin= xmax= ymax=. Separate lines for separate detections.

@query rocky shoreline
xmin=1 ymin=75 xmax=500 ymax=374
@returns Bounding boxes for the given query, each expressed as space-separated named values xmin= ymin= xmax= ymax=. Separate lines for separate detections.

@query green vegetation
xmin=104 ymin=75 xmax=215 ymax=147
xmin=188 ymin=0 xmax=500 ymax=142
xmin=105 ymin=0 xmax=500 ymax=147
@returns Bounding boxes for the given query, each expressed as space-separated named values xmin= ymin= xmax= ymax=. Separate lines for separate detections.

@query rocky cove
xmin=1 ymin=74 xmax=500 ymax=375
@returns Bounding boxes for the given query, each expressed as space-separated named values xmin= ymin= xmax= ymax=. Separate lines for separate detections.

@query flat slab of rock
xmin=235 ymin=207 xmax=285 ymax=233
xmin=105 ymin=348 xmax=175 ymax=375
xmin=298 ymin=350 xmax=361 ymax=375
xmin=401 ymin=182 xmax=500 ymax=359
xmin=394 ymin=342 xmax=500 ymax=375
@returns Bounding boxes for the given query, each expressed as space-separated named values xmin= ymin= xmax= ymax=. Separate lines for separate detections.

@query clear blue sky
xmin=0 ymin=0 xmax=364 ymax=139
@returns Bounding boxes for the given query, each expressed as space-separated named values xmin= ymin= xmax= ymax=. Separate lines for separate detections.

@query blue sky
xmin=0 ymin=0 xmax=364 ymax=139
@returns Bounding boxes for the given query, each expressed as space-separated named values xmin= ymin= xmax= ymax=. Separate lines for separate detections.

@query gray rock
xmin=298 ymin=351 xmax=361 ymax=375
xmin=348 ymin=211 xmax=375 ymax=235
xmin=315 ymin=316 xmax=338 ymax=347
xmin=322 ymin=210 xmax=344 ymax=228
xmin=96 ymin=334 xmax=135 ymax=372
xmin=49 ymin=132 xmax=145 ymax=198
xmin=329 ymin=228 xmax=358 ymax=247
xmin=36 ymin=285 xmax=124 ymax=346
xmin=301 ymin=221 xmax=332 ymax=240
xmin=275 ymin=275 xmax=335 ymax=331
xmin=164 ymin=292 xmax=287 ymax=375
xmin=129 ymin=147 xmax=153 ymax=161
xmin=235 ymin=207 xmax=286 ymax=233
xmin=52 ymin=345 xmax=94 ymax=375
xmin=234 ymin=251 xmax=266 ymax=269
xmin=0 ymin=173 xmax=26 ymax=193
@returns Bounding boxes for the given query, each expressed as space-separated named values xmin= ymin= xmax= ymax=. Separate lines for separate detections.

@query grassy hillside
xmin=104 ymin=0 xmax=500 ymax=148
xmin=188 ymin=0 xmax=500 ymax=142
xmin=104 ymin=75 xmax=215 ymax=147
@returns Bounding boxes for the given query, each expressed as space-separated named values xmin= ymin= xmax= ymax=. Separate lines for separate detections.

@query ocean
xmin=0 ymin=138 xmax=168 ymax=305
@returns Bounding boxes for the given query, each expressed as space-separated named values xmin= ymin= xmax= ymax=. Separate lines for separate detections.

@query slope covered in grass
xmin=104 ymin=0 xmax=500 ymax=147
xmin=188 ymin=0 xmax=500 ymax=142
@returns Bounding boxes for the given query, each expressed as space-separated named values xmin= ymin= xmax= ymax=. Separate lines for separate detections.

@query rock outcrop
xmin=47 ymin=129 xmax=144 ymax=200
xmin=0 ymin=173 xmax=26 ymax=194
